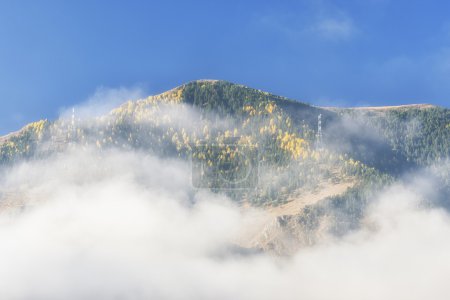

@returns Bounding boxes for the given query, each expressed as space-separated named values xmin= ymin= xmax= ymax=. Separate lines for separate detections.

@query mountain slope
xmin=2 ymin=79 xmax=447 ymax=172
xmin=0 ymin=80 xmax=448 ymax=254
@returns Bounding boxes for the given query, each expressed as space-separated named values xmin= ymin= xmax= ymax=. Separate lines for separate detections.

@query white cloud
xmin=0 ymin=144 xmax=449 ymax=299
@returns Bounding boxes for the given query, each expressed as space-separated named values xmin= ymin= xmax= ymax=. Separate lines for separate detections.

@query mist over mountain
xmin=0 ymin=80 xmax=449 ymax=299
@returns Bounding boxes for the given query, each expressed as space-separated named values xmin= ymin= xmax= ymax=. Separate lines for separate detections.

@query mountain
xmin=3 ymin=80 xmax=447 ymax=169
xmin=0 ymin=79 xmax=449 ymax=254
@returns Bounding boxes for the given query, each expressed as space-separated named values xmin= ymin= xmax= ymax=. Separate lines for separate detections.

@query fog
xmin=0 ymin=146 xmax=449 ymax=300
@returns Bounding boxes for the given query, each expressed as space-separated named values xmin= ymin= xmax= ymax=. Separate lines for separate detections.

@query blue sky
xmin=1 ymin=0 xmax=449 ymax=134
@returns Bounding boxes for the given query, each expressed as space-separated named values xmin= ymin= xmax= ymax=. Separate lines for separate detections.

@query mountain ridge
xmin=1 ymin=80 xmax=446 ymax=140
xmin=0 ymin=79 xmax=448 ymax=174
xmin=0 ymin=79 xmax=448 ymax=255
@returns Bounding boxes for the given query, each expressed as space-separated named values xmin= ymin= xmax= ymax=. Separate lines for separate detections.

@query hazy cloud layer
xmin=0 ymin=146 xmax=449 ymax=299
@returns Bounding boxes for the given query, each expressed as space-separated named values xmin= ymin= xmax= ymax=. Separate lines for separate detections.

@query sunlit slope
xmin=0 ymin=80 xmax=374 ymax=206
xmin=0 ymin=80 xmax=448 ymax=254
xmin=1 ymin=80 xmax=448 ymax=174
xmin=0 ymin=79 xmax=327 ymax=164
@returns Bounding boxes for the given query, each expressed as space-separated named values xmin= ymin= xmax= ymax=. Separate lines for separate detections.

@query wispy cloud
xmin=59 ymin=86 xmax=146 ymax=120
xmin=255 ymin=4 xmax=358 ymax=43
xmin=307 ymin=16 xmax=357 ymax=41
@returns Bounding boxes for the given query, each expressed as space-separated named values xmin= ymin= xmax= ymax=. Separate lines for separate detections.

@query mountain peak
xmin=143 ymin=79 xmax=306 ymax=111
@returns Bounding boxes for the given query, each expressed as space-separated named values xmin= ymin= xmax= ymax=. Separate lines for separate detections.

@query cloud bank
xmin=0 ymin=145 xmax=449 ymax=300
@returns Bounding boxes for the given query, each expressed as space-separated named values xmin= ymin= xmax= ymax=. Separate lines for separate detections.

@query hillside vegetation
xmin=0 ymin=80 xmax=448 ymax=253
